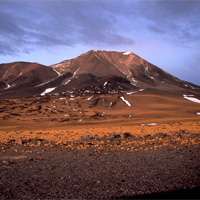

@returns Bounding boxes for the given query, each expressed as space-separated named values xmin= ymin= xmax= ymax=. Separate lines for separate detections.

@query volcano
xmin=1 ymin=50 xmax=200 ymax=200
xmin=0 ymin=50 xmax=199 ymax=98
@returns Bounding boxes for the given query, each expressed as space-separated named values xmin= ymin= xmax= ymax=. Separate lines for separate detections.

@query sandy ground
xmin=0 ymin=121 xmax=200 ymax=199
xmin=0 ymin=93 xmax=200 ymax=199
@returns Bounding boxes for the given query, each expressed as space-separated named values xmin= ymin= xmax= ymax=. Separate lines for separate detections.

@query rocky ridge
xmin=0 ymin=50 xmax=199 ymax=98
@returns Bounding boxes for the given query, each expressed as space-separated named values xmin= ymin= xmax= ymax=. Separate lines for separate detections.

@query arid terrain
xmin=0 ymin=91 xmax=200 ymax=199
xmin=0 ymin=50 xmax=200 ymax=199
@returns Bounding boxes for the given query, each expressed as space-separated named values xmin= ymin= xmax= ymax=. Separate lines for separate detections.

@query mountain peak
xmin=90 ymin=49 xmax=133 ymax=55
xmin=0 ymin=50 xmax=200 ymax=98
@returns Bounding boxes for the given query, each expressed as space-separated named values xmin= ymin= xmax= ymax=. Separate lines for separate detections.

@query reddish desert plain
xmin=0 ymin=92 xmax=200 ymax=199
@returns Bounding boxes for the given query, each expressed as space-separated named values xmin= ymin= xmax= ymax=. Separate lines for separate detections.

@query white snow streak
xmin=52 ymin=68 xmax=61 ymax=76
xmin=150 ymin=76 xmax=155 ymax=80
xmin=2 ymin=69 xmax=9 ymax=78
xmin=183 ymin=95 xmax=200 ymax=104
xmin=131 ymin=77 xmax=137 ymax=83
xmin=5 ymin=83 xmax=11 ymax=89
xmin=141 ymin=123 xmax=158 ymax=126
xmin=114 ymin=65 xmax=127 ymax=76
xmin=147 ymin=123 xmax=158 ymax=126
xmin=85 ymin=96 xmax=93 ymax=100
xmin=19 ymin=68 xmax=25 ymax=76
xmin=104 ymin=81 xmax=108 ymax=86
xmin=123 ymin=51 xmax=132 ymax=55
xmin=41 ymin=87 xmax=56 ymax=96
xmin=73 ymin=67 xmax=80 ymax=76
xmin=139 ymin=89 xmax=144 ymax=92
xmin=64 ymin=79 xmax=71 ymax=85
xmin=65 ymin=67 xmax=80 ymax=85
xmin=120 ymin=96 xmax=131 ymax=107
xmin=196 ymin=112 xmax=200 ymax=115
xmin=126 ymin=91 xmax=137 ymax=95
xmin=145 ymin=65 xmax=149 ymax=73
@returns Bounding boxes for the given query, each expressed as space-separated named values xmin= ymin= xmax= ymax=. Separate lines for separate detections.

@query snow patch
xmin=197 ymin=112 xmax=200 ymax=115
xmin=126 ymin=91 xmax=137 ymax=95
xmin=73 ymin=67 xmax=80 ymax=76
xmin=141 ymin=123 xmax=158 ymax=126
xmin=150 ymin=76 xmax=155 ymax=80
xmin=131 ymin=78 xmax=137 ymax=83
xmin=85 ymin=96 xmax=93 ymax=100
xmin=52 ymin=68 xmax=61 ymax=76
xmin=120 ymin=96 xmax=131 ymax=107
xmin=64 ymin=67 xmax=80 ymax=85
xmin=183 ymin=95 xmax=200 ymax=104
xmin=36 ymin=80 xmax=52 ymax=87
xmin=147 ymin=123 xmax=158 ymax=126
xmin=64 ymin=79 xmax=71 ymax=85
xmin=41 ymin=87 xmax=56 ymax=96
xmin=2 ymin=69 xmax=9 ymax=78
xmin=123 ymin=51 xmax=132 ymax=55
xmin=145 ymin=65 xmax=149 ymax=73
xmin=114 ymin=65 xmax=127 ymax=76
xmin=130 ymin=77 xmax=137 ymax=86
xmin=183 ymin=94 xmax=194 ymax=97
xmin=5 ymin=83 xmax=11 ymax=89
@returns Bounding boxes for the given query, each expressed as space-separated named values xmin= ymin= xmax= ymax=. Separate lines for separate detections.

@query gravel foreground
xmin=0 ymin=133 xmax=200 ymax=199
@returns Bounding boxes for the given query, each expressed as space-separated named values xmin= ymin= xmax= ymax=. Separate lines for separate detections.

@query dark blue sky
xmin=1 ymin=0 xmax=200 ymax=85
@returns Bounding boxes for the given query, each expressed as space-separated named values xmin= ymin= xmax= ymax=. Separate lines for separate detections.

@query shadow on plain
xmin=115 ymin=186 xmax=200 ymax=199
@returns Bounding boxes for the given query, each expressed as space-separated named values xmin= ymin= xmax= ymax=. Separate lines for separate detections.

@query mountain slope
xmin=0 ymin=50 xmax=200 ymax=98
xmin=50 ymin=50 xmax=200 ymax=95
xmin=0 ymin=62 xmax=59 ymax=98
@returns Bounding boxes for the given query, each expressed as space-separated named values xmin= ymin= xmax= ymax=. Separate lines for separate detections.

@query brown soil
xmin=0 ymin=131 xmax=199 ymax=199
xmin=0 ymin=93 xmax=200 ymax=199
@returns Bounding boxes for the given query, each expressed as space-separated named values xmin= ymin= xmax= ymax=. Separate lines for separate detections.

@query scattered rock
xmin=7 ymin=139 xmax=15 ymax=144
xmin=2 ymin=160 xmax=9 ymax=165
xmin=96 ymin=180 xmax=101 ymax=184
xmin=154 ymin=133 xmax=170 ymax=138
xmin=93 ymin=134 xmax=100 ymax=140
xmin=123 ymin=132 xmax=132 ymax=138
xmin=107 ymin=132 xmax=133 ymax=140
xmin=144 ymin=134 xmax=152 ymax=139
xmin=107 ymin=133 xmax=121 ymax=140
xmin=80 ymin=135 xmax=93 ymax=141
xmin=15 ymin=138 xmax=23 ymax=145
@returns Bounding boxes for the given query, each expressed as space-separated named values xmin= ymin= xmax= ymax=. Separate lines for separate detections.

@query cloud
xmin=138 ymin=1 xmax=200 ymax=45
xmin=0 ymin=1 xmax=135 ymax=56
xmin=1 ymin=0 xmax=200 ymax=59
